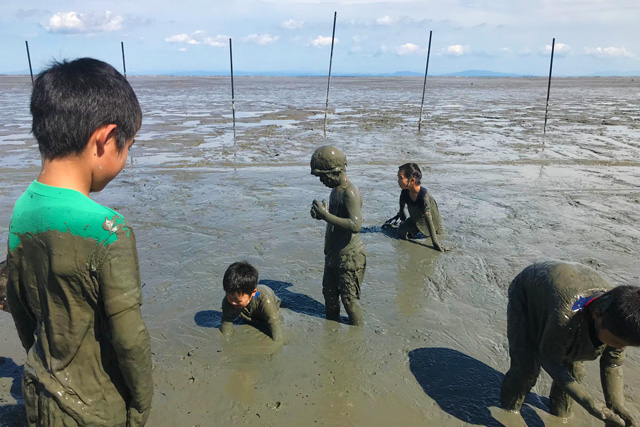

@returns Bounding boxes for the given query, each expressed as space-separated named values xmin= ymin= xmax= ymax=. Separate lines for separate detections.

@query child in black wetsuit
xmin=386 ymin=162 xmax=446 ymax=252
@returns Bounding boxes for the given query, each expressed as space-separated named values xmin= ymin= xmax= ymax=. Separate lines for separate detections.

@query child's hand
xmin=311 ymin=199 xmax=329 ymax=220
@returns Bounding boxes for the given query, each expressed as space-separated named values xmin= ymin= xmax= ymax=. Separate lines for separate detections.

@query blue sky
xmin=1 ymin=0 xmax=639 ymax=76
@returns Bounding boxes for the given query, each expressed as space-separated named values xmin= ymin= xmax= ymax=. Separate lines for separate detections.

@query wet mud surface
xmin=1 ymin=76 xmax=640 ymax=426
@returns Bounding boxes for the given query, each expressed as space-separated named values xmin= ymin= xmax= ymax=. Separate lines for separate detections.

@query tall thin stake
xmin=121 ymin=42 xmax=127 ymax=78
xmin=543 ymin=37 xmax=555 ymax=134
xmin=418 ymin=30 xmax=433 ymax=132
xmin=229 ymin=38 xmax=236 ymax=142
xmin=25 ymin=41 xmax=34 ymax=85
xmin=323 ymin=11 xmax=337 ymax=138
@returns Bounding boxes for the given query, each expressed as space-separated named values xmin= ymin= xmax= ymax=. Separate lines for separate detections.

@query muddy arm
xmin=220 ymin=298 xmax=236 ymax=337
xmin=540 ymin=354 xmax=624 ymax=425
xmin=424 ymin=211 xmax=445 ymax=252
xmin=268 ymin=319 xmax=284 ymax=344
xmin=99 ymin=228 xmax=153 ymax=425
xmin=263 ymin=300 xmax=283 ymax=344
xmin=601 ymin=348 xmax=635 ymax=426
xmin=220 ymin=321 xmax=234 ymax=337
xmin=311 ymin=189 xmax=362 ymax=233
xmin=109 ymin=307 xmax=153 ymax=426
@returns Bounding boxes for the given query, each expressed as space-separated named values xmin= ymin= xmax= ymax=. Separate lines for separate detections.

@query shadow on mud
xmin=194 ymin=310 xmax=223 ymax=328
xmin=0 ymin=357 xmax=25 ymax=426
xmin=259 ymin=279 xmax=327 ymax=320
xmin=409 ymin=347 xmax=547 ymax=426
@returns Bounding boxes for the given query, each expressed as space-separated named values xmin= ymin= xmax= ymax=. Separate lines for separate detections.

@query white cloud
xmin=445 ymin=45 xmax=469 ymax=56
xmin=282 ymin=19 xmax=304 ymax=30
xmin=584 ymin=46 xmax=635 ymax=58
xmin=397 ymin=43 xmax=420 ymax=55
xmin=45 ymin=11 xmax=123 ymax=34
xmin=376 ymin=16 xmax=399 ymax=25
xmin=544 ymin=42 xmax=571 ymax=54
xmin=165 ymin=34 xmax=190 ymax=43
xmin=352 ymin=35 xmax=367 ymax=44
xmin=243 ymin=34 xmax=279 ymax=45
xmin=312 ymin=36 xmax=337 ymax=47
xmin=178 ymin=47 xmax=187 ymax=52
xmin=202 ymin=36 xmax=228 ymax=47
xmin=165 ymin=31 xmax=228 ymax=47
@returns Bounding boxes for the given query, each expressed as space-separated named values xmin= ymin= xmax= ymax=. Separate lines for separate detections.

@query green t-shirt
xmin=6 ymin=180 xmax=152 ymax=425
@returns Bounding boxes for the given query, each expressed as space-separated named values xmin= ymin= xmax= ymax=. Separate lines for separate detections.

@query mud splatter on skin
xmin=1 ymin=76 xmax=639 ymax=426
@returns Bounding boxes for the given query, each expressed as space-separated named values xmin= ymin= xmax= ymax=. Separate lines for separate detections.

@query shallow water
xmin=1 ymin=76 xmax=640 ymax=426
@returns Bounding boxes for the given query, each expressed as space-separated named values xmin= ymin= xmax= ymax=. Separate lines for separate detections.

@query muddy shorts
xmin=23 ymin=377 xmax=82 ymax=427
xmin=323 ymin=251 xmax=366 ymax=301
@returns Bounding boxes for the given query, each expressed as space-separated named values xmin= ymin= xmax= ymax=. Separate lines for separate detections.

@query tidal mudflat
xmin=1 ymin=75 xmax=639 ymax=426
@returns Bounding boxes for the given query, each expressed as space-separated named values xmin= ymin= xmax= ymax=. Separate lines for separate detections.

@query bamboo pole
xmin=418 ymin=30 xmax=433 ymax=132
xmin=323 ymin=11 xmax=337 ymax=138
xmin=229 ymin=38 xmax=236 ymax=142
xmin=25 ymin=41 xmax=34 ymax=85
xmin=121 ymin=42 xmax=127 ymax=78
xmin=543 ymin=37 xmax=555 ymax=134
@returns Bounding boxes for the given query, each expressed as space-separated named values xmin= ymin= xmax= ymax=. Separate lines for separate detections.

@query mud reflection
xmin=409 ymin=347 xmax=546 ymax=426
xmin=396 ymin=243 xmax=441 ymax=315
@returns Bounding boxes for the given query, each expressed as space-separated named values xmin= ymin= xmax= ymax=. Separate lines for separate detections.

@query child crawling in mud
xmin=385 ymin=162 xmax=446 ymax=252
xmin=220 ymin=261 xmax=283 ymax=343
xmin=310 ymin=145 xmax=366 ymax=326
xmin=6 ymin=58 xmax=153 ymax=426
xmin=501 ymin=261 xmax=640 ymax=426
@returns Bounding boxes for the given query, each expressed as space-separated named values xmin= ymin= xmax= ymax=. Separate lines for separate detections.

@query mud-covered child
xmin=501 ymin=261 xmax=640 ymax=427
xmin=221 ymin=261 xmax=283 ymax=343
xmin=6 ymin=58 xmax=152 ymax=426
xmin=310 ymin=146 xmax=366 ymax=326
xmin=386 ymin=162 xmax=446 ymax=252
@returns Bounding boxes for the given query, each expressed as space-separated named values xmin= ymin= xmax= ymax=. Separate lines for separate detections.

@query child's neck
xmin=408 ymin=184 xmax=421 ymax=200
xmin=38 ymin=156 xmax=92 ymax=196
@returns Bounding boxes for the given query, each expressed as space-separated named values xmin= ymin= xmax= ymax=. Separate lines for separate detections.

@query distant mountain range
xmin=3 ymin=69 xmax=639 ymax=77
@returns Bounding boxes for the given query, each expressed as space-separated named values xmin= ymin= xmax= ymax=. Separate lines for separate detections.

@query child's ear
xmin=92 ymin=124 xmax=118 ymax=155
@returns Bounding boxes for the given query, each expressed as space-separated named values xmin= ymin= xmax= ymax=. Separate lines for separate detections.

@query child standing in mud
xmin=310 ymin=145 xmax=366 ymax=326
xmin=386 ymin=162 xmax=446 ymax=252
xmin=220 ymin=261 xmax=283 ymax=343
xmin=501 ymin=261 xmax=640 ymax=427
xmin=6 ymin=58 xmax=153 ymax=426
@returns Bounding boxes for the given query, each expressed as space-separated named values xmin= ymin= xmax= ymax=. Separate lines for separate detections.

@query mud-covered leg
xmin=322 ymin=265 xmax=340 ymax=321
xmin=397 ymin=221 xmax=410 ymax=240
xmin=339 ymin=253 xmax=366 ymax=327
xmin=500 ymin=356 xmax=541 ymax=412
xmin=501 ymin=285 xmax=540 ymax=412
xmin=549 ymin=361 xmax=585 ymax=417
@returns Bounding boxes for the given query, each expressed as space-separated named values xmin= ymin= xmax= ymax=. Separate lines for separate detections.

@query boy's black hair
xmin=31 ymin=58 xmax=142 ymax=159
xmin=398 ymin=163 xmax=422 ymax=185
xmin=223 ymin=261 xmax=259 ymax=295
xmin=592 ymin=285 xmax=640 ymax=346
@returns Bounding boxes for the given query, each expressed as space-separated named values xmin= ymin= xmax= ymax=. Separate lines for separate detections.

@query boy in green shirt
xmin=220 ymin=261 xmax=283 ymax=343
xmin=501 ymin=261 xmax=640 ymax=426
xmin=6 ymin=58 xmax=153 ymax=426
